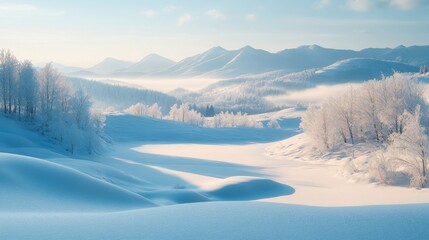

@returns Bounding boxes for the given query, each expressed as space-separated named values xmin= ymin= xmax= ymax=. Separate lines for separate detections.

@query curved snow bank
xmin=0 ymin=132 xmax=37 ymax=148
xmin=141 ymin=189 xmax=211 ymax=205
xmin=203 ymin=176 xmax=295 ymax=200
xmin=0 ymin=153 xmax=156 ymax=212
xmin=2 ymin=202 xmax=429 ymax=240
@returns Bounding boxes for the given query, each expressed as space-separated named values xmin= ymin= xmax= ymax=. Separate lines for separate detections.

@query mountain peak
xmin=139 ymin=53 xmax=174 ymax=63
xmin=205 ymin=46 xmax=227 ymax=54
xmin=101 ymin=57 xmax=121 ymax=62
xmin=240 ymin=45 xmax=256 ymax=51
xmin=298 ymin=44 xmax=323 ymax=50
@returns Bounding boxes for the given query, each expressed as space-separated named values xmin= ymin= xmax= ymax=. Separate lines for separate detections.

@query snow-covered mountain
xmin=117 ymin=54 xmax=176 ymax=74
xmin=312 ymin=58 xmax=419 ymax=84
xmin=86 ymin=57 xmax=134 ymax=75
xmin=63 ymin=45 xmax=429 ymax=79
xmin=158 ymin=46 xmax=281 ymax=77
xmin=156 ymin=44 xmax=429 ymax=78
xmin=275 ymin=44 xmax=357 ymax=72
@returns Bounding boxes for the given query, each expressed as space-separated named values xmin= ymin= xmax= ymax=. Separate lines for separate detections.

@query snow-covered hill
xmin=179 ymin=59 xmax=419 ymax=112
xmin=65 ymin=77 xmax=179 ymax=113
xmin=312 ymin=58 xmax=419 ymax=84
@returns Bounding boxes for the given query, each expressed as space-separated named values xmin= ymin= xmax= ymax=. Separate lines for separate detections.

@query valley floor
xmin=1 ymin=113 xmax=429 ymax=239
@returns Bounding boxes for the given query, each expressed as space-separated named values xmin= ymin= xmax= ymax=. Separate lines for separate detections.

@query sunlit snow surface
xmin=1 ymin=107 xmax=429 ymax=239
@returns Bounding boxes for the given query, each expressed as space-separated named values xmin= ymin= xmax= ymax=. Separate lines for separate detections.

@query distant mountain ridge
xmin=62 ymin=45 xmax=429 ymax=78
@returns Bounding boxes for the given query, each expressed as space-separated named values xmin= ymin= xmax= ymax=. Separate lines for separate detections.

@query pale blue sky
xmin=0 ymin=0 xmax=428 ymax=67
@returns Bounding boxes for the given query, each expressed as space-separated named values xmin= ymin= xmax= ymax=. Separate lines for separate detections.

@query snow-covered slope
xmin=105 ymin=113 xmax=295 ymax=144
xmin=1 ymin=105 xmax=429 ymax=239
xmin=65 ymin=77 xmax=179 ymax=113
xmin=381 ymin=45 xmax=429 ymax=66
xmin=312 ymin=58 xmax=419 ymax=84
xmin=276 ymin=44 xmax=357 ymax=71
xmin=2 ymin=202 xmax=429 ymax=240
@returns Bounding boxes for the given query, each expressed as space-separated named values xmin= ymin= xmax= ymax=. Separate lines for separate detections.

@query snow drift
xmin=0 ymin=153 xmax=156 ymax=212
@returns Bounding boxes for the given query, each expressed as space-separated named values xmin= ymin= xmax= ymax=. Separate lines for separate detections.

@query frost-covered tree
xmin=301 ymin=73 xmax=429 ymax=188
xmin=388 ymin=105 xmax=428 ymax=188
xmin=0 ymin=49 xmax=18 ymax=114
xmin=125 ymin=102 xmax=162 ymax=119
xmin=38 ymin=63 xmax=64 ymax=123
xmin=167 ymin=103 xmax=204 ymax=126
xmin=0 ymin=51 xmax=104 ymax=155
xmin=148 ymin=103 xmax=162 ymax=119
xmin=331 ymin=87 xmax=358 ymax=144
xmin=206 ymin=111 xmax=262 ymax=128
xmin=18 ymin=60 xmax=38 ymax=119
xmin=125 ymin=102 xmax=148 ymax=116
xmin=300 ymin=104 xmax=333 ymax=150
xmin=302 ymin=73 xmax=426 ymax=149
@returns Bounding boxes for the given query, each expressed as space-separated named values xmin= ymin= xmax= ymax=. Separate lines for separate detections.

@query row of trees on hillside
xmin=301 ymin=73 xmax=428 ymax=188
xmin=65 ymin=77 xmax=179 ymax=114
xmin=0 ymin=49 xmax=103 ymax=154
xmin=125 ymin=102 xmax=162 ymax=119
xmin=125 ymin=102 xmax=266 ymax=128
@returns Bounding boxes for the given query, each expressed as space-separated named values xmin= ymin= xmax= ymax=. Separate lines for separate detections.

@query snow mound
xmin=203 ymin=176 xmax=295 ymax=200
xmin=0 ymin=153 xmax=156 ymax=212
xmin=141 ymin=189 xmax=211 ymax=205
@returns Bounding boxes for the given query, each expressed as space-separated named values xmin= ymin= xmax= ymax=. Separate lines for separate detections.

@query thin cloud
xmin=163 ymin=5 xmax=177 ymax=13
xmin=388 ymin=0 xmax=420 ymax=10
xmin=318 ymin=0 xmax=332 ymax=7
xmin=0 ymin=3 xmax=64 ymax=16
xmin=177 ymin=14 xmax=192 ymax=26
xmin=347 ymin=0 xmax=372 ymax=11
xmin=141 ymin=9 xmax=156 ymax=18
xmin=346 ymin=0 xmax=427 ymax=11
xmin=246 ymin=13 xmax=257 ymax=21
xmin=207 ymin=9 xmax=226 ymax=20
xmin=0 ymin=3 xmax=38 ymax=13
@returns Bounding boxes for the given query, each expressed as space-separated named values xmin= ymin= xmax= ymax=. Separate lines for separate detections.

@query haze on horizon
xmin=1 ymin=0 xmax=428 ymax=67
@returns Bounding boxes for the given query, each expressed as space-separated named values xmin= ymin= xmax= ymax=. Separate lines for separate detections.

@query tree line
xmin=301 ymin=73 xmax=429 ymax=188
xmin=0 ymin=49 xmax=103 ymax=155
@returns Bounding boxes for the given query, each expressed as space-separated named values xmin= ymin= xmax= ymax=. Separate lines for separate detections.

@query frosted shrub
xmin=268 ymin=119 xmax=280 ymax=129
xmin=369 ymin=152 xmax=393 ymax=185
